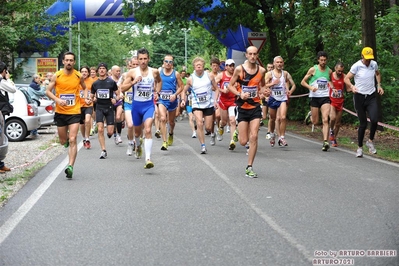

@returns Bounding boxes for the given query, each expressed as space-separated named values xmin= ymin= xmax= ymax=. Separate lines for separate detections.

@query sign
xmin=247 ymin=32 xmax=267 ymax=66
xmin=14 ymin=57 xmax=58 ymax=84
xmin=36 ymin=58 xmax=58 ymax=78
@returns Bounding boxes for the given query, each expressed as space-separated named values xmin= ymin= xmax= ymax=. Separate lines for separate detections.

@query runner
xmin=91 ymin=63 xmax=120 ymax=159
xmin=46 ymin=52 xmax=90 ymax=178
xmin=121 ymin=48 xmax=162 ymax=169
xmin=158 ymin=54 xmax=184 ymax=150
xmin=79 ymin=66 xmax=94 ymax=149
xmin=181 ymin=57 xmax=219 ymax=154
xmin=228 ymin=46 xmax=267 ymax=178
xmin=215 ymin=59 xmax=237 ymax=150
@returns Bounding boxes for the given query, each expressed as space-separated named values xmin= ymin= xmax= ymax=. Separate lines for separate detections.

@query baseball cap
xmin=225 ymin=59 xmax=235 ymax=66
xmin=97 ymin=62 xmax=108 ymax=70
xmin=362 ymin=47 xmax=374 ymax=60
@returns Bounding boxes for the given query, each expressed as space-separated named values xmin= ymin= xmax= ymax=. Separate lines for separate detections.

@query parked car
xmin=0 ymin=112 xmax=8 ymax=161
xmin=16 ymin=85 xmax=55 ymax=127
xmin=5 ymin=88 xmax=40 ymax=142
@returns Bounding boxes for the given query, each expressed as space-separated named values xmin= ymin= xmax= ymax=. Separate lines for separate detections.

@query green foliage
xmin=0 ymin=0 xmax=69 ymax=65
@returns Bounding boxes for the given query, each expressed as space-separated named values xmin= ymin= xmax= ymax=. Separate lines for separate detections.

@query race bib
xmin=317 ymin=80 xmax=328 ymax=91
xmin=332 ymin=90 xmax=343 ymax=98
xmin=272 ymin=86 xmax=284 ymax=97
xmin=97 ymin=89 xmax=110 ymax=99
xmin=196 ymin=92 xmax=207 ymax=103
xmin=242 ymin=86 xmax=258 ymax=98
xmin=80 ymin=90 xmax=90 ymax=98
xmin=222 ymin=82 xmax=229 ymax=91
xmin=60 ymin=94 xmax=76 ymax=106
xmin=160 ymin=90 xmax=173 ymax=100
xmin=126 ymin=92 xmax=133 ymax=102
xmin=137 ymin=85 xmax=152 ymax=99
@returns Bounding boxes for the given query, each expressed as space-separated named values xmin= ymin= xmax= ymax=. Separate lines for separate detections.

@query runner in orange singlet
xmin=46 ymin=52 xmax=90 ymax=178
xmin=228 ymin=46 xmax=267 ymax=178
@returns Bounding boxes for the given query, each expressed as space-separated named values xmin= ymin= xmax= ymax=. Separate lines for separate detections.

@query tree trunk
xmin=361 ymin=0 xmax=377 ymax=59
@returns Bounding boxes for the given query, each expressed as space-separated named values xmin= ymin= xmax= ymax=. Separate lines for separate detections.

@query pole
xmin=69 ymin=1 xmax=72 ymax=52
xmin=78 ymin=22 xmax=80 ymax=68
xmin=184 ymin=29 xmax=187 ymax=69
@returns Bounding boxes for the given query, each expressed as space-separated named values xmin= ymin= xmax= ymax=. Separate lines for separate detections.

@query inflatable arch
xmin=46 ymin=0 xmax=251 ymax=63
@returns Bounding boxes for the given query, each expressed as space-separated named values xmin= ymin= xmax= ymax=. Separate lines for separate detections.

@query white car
xmin=5 ymin=88 xmax=40 ymax=142
xmin=16 ymin=85 xmax=55 ymax=127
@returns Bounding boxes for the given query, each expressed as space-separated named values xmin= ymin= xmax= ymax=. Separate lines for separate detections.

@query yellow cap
xmin=362 ymin=47 xmax=374 ymax=60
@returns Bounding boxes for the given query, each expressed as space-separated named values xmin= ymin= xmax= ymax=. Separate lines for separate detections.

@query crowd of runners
xmin=45 ymin=46 xmax=383 ymax=179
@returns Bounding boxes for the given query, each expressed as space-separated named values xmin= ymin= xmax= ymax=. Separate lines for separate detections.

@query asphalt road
xmin=0 ymin=121 xmax=398 ymax=266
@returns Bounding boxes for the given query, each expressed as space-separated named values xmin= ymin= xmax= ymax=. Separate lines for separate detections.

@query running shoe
xmin=64 ymin=139 xmax=69 ymax=148
xmin=94 ymin=125 xmax=98 ymax=134
xmin=331 ymin=138 xmax=338 ymax=147
xmin=135 ymin=145 xmax=142 ymax=159
xmin=245 ymin=167 xmax=258 ymax=178
xmin=265 ymin=132 xmax=271 ymax=139
xmin=226 ymin=126 xmax=230 ymax=133
xmin=233 ymin=129 xmax=239 ymax=142
xmin=65 ymin=165 xmax=73 ymax=179
xmin=260 ymin=120 xmax=264 ymax=127
xmin=201 ymin=145 xmax=207 ymax=154
xmin=117 ymin=135 xmax=122 ymax=144
xmin=114 ymin=136 xmax=119 ymax=145
xmin=245 ymin=143 xmax=249 ymax=155
xmin=229 ymin=140 xmax=236 ymax=151
xmin=168 ymin=133 xmax=174 ymax=146
xmin=210 ymin=134 xmax=216 ymax=146
xmin=192 ymin=131 xmax=197 ymax=138
xmin=356 ymin=147 xmax=363 ymax=158
xmin=304 ymin=111 xmax=312 ymax=125
xmin=278 ymin=137 xmax=288 ymax=146
xmin=144 ymin=160 xmax=154 ymax=169
xmin=217 ymin=127 xmax=224 ymax=141
xmin=161 ymin=141 xmax=168 ymax=151
xmin=126 ymin=144 xmax=134 ymax=156
xmin=205 ymin=130 xmax=211 ymax=136
xmin=366 ymin=140 xmax=377 ymax=154
xmin=155 ymin=130 xmax=161 ymax=138
xmin=322 ymin=141 xmax=330 ymax=152
xmin=329 ymin=129 xmax=335 ymax=141
xmin=86 ymin=140 xmax=91 ymax=149
xmin=270 ymin=137 xmax=275 ymax=147
xmin=90 ymin=129 xmax=94 ymax=136
xmin=100 ymin=150 xmax=107 ymax=159
xmin=83 ymin=140 xmax=87 ymax=148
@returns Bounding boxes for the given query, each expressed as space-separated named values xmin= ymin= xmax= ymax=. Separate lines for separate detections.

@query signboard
xmin=36 ymin=58 xmax=58 ymax=79
xmin=14 ymin=57 xmax=58 ymax=84
xmin=247 ymin=32 xmax=267 ymax=66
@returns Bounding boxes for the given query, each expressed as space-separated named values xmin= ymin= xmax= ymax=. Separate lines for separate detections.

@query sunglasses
xmin=164 ymin=60 xmax=174 ymax=64
xmin=227 ymin=64 xmax=235 ymax=67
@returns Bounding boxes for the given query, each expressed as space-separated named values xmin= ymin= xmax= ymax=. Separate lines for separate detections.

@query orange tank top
xmin=236 ymin=65 xmax=263 ymax=109
xmin=79 ymin=77 xmax=94 ymax=107
xmin=55 ymin=69 xmax=82 ymax=114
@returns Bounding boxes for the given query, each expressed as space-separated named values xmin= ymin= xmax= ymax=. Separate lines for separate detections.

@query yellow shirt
xmin=54 ymin=69 xmax=82 ymax=114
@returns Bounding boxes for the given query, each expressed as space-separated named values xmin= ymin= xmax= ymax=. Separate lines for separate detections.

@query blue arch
xmin=45 ymin=0 xmax=252 ymax=53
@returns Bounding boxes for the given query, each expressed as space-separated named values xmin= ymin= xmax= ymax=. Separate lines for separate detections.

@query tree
xmin=0 ymin=0 xmax=69 ymax=65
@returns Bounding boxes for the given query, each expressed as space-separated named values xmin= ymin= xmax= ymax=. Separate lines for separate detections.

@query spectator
xmin=0 ymin=61 xmax=16 ymax=173
xmin=28 ymin=74 xmax=45 ymax=139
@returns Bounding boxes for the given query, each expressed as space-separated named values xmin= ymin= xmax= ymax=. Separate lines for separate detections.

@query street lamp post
xmin=184 ymin=29 xmax=187 ymax=69
xmin=182 ymin=28 xmax=190 ymax=70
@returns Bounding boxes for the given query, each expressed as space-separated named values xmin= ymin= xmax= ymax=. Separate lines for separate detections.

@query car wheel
xmin=5 ymin=119 xmax=27 ymax=142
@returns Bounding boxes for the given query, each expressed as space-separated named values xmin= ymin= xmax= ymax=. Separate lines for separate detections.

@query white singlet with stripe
xmin=133 ymin=67 xmax=155 ymax=103
xmin=191 ymin=71 xmax=214 ymax=109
